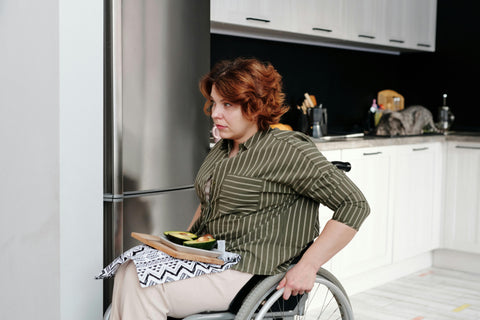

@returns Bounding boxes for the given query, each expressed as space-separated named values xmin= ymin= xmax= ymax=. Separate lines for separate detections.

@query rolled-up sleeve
xmin=287 ymin=141 xmax=370 ymax=231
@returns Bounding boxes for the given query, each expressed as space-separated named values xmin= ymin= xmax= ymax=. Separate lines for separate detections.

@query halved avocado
xmin=183 ymin=234 xmax=216 ymax=250
xmin=164 ymin=231 xmax=197 ymax=245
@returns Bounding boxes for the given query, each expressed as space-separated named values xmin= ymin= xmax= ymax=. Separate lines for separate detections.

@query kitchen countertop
xmin=314 ymin=132 xmax=480 ymax=151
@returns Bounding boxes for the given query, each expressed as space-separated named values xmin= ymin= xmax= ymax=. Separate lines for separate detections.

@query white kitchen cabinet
xmin=343 ymin=0 xmax=385 ymax=46
xmin=318 ymin=149 xmax=343 ymax=232
xmin=293 ymin=0 xmax=346 ymax=40
xmin=210 ymin=0 xmax=294 ymax=33
xmin=444 ymin=141 xmax=480 ymax=253
xmin=344 ymin=0 xmax=437 ymax=51
xmin=383 ymin=0 xmax=410 ymax=49
xmin=211 ymin=0 xmax=437 ymax=52
xmin=330 ymin=146 xmax=395 ymax=278
xmin=313 ymin=136 xmax=480 ymax=293
xmin=406 ymin=0 xmax=437 ymax=51
xmin=391 ymin=142 xmax=443 ymax=262
xmin=317 ymin=149 xmax=343 ymax=272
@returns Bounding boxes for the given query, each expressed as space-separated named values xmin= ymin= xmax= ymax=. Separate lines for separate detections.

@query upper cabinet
xmin=211 ymin=0 xmax=437 ymax=52
xmin=406 ymin=0 xmax=437 ymax=51
xmin=344 ymin=0 xmax=385 ymax=46
xmin=210 ymin=0 xmax=294 ymax=33
xmin=383 ymin=0 xmax=410 ymax=49
xmin=293 ymin=0 xmax=346 ymax=40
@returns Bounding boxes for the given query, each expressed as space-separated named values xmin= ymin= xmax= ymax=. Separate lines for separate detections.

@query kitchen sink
xmin=315 ymin=133 xmax=365 ymax=142
xmin=444 ymin=131 xmax=480 ymax=136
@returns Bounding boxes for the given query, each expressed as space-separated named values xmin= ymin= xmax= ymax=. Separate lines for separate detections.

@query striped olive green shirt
xmin=191 ymin=128 xmax=370 ymax=275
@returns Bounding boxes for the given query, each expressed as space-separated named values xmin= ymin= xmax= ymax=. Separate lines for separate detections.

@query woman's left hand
xmin=276 ymin=262 xmax=317 ymax=300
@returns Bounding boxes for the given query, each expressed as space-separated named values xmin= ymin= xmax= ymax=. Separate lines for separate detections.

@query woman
xmin=110 ymin=58 xmax=370 ymax=319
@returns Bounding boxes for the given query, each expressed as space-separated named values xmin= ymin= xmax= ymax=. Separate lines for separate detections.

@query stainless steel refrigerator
xmin=103 ymin=0 xmax=211 ymax=308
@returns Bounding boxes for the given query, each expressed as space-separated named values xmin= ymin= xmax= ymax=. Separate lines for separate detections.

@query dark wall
xmin=400 ymin=0 xmax=480 ymax=132
xmin=210 ymin=0 xmax=479 ymax=133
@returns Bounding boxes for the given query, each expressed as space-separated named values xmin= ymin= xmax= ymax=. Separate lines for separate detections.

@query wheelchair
xmin=104 ymin=161 xmax=354 ymax=320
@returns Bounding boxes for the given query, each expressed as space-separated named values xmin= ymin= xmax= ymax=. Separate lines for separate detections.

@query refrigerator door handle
xmin=108 ymin=0 xmax=123 ymax=197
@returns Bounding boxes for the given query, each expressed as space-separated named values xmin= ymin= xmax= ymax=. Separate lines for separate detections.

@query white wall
xmin=0 ymin=0 xmax=103 ymax=319
xmin=59 ymin=0 xmax=103 ymax=319
xmin=0 ymin=0 xmax=60 ymax=318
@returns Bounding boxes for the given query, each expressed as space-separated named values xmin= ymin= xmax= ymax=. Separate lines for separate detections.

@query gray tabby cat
xmin=376 ymin=105 xmax=438 ymax=136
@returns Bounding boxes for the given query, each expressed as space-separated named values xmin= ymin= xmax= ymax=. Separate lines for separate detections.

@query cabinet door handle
xmin=389 ymin=39 xmax=405 ymax=44
xmin=417 ymin=43 xmax=431 ymax=48
xmin=456 ymin=145 xmax=480 ymax=150
xmin=358 ymin=34 xmax=375 ymax=39
xmin=313 ymin=27 xmax=332 ymax=33
xmin=363 ymin=151 xmax=382 ymax=156
xmin=246 ymin=17 xmax=270 ymax=23
xmin=413 ymin=147 xmax=429 ymax=152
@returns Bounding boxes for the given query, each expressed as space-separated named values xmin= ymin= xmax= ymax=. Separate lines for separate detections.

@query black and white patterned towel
xmin=95 ymin=245 xmax=241 ymax=288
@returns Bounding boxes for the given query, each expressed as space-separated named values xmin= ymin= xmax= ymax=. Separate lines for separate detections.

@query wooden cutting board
xmin=131 ymin=232 xmax=225 ymax=265
xmin=378 ymin=89 xmax=404 ymax=111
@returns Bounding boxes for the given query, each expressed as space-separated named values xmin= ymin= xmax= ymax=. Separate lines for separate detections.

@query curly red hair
xmin=199 ymin=58 xmax=289 ymax=131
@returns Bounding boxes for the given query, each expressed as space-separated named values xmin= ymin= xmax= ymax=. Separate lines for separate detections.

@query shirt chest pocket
xmin=216 ymin=175 xmax=263 ymax=215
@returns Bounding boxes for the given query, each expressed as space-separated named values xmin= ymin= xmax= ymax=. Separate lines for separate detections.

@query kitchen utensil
xmin=310 ymin=105 xmax=327 ymax=138
xmin=437 ymin=94 xmax=455 ymax=132
xmin=320 ymin=107 xmax=328 ymax=136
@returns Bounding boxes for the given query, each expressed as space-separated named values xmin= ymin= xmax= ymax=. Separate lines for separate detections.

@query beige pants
xmin=110 ymin=260 xmax=253 ymax=319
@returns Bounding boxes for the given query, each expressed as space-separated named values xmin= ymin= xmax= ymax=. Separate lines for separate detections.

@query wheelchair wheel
xmin=234 ymin=268 xmax=354 ymax=320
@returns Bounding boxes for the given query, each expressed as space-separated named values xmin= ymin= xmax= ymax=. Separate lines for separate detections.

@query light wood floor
xmin=349 ymin=268 xmax=480 ymax=320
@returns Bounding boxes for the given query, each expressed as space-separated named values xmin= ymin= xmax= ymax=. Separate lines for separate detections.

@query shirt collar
xmin=219 ymin=129 xmax=270 ymax=153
